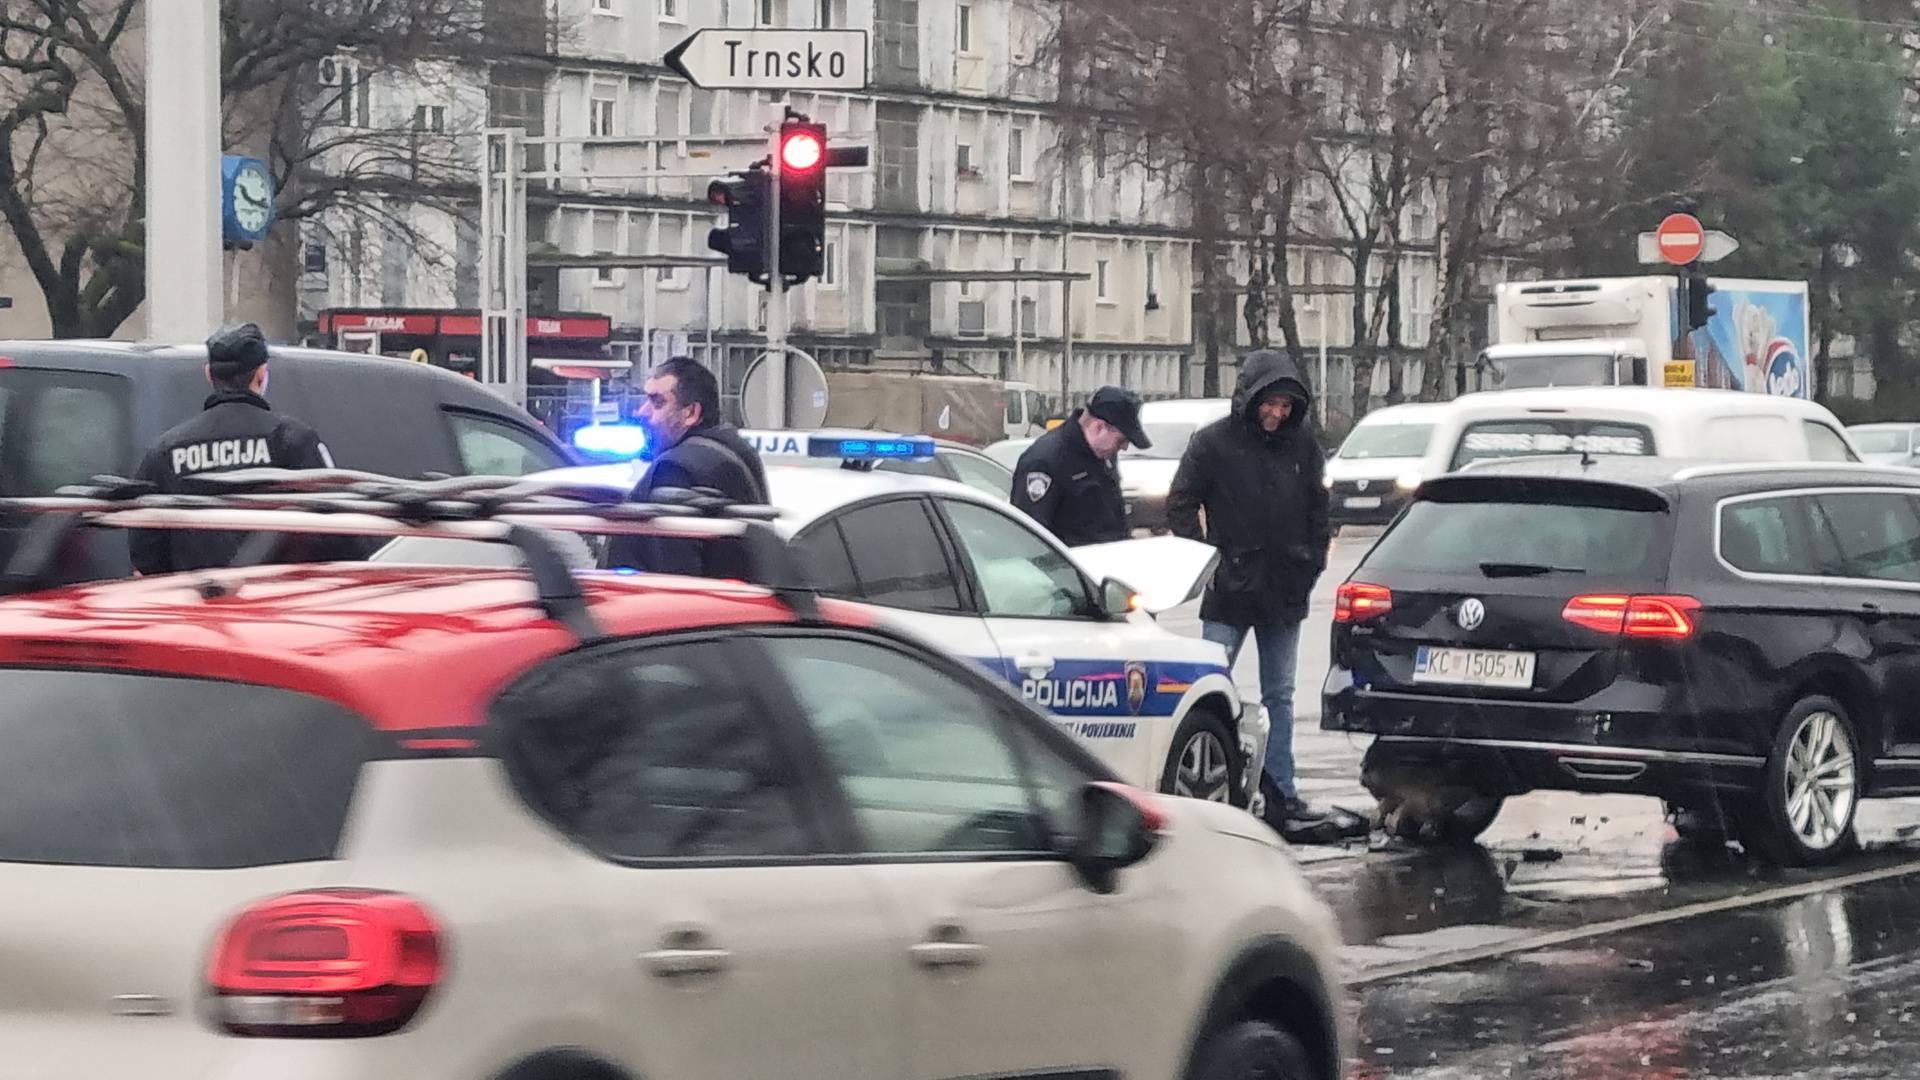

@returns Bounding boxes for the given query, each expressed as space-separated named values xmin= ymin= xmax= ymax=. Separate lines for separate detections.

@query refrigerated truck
xmin=1478 ymin=276 xmax=1812 ymax=398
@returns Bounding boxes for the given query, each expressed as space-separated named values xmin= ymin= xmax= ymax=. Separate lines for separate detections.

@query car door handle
xmin=642 ymin=929 xmax=732 ymax=978
xmin=1014 ymin=651 xmax=1056 ymax=675
xmin=910 ymin=941 xmax=986 ymax=969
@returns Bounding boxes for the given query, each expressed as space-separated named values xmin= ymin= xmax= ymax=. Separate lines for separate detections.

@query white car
xmin=1324 ymin=402 xmax=1449 ymax=526
xmin=378 ymin=434 xmax=1270 ymax=809
xmin=0 ymin=478 xmax=1346 ymax=1080
xmin=1119 ymin=398 xmax=1234 ymax=533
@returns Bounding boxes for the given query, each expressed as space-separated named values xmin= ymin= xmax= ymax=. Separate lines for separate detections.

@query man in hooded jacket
xmin=1166 ymin=349 xmax=1333 ymax=830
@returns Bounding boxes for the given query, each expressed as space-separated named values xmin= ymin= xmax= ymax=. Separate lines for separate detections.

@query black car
xmin=0 ymin=340 xmax=575 ymax=576
xmin=1323 ymin=455 xmax=1920 ymax=866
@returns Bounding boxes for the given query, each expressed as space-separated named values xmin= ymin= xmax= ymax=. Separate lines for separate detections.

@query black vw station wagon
xmin=1323 ymin=455 xmax=1920 ymax=866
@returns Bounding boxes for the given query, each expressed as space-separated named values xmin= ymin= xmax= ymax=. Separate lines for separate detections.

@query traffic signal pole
xmin=762 ymin=116 xmax=788 ymax=429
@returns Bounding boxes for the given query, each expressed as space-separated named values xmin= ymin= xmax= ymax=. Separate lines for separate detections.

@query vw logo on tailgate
xmin=1456 ymin=598 xmax=1486 ymax=631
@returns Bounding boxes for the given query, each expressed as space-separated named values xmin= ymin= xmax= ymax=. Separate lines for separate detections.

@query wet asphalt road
xmin=1162 ymin=529 xmax=1920 ymax=1079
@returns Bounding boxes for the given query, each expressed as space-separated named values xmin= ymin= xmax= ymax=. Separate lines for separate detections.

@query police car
xmin=379 ymin=431 xmax=1269 ymax=809
xmin=577 ymin=425 xmax=1015 ymax=502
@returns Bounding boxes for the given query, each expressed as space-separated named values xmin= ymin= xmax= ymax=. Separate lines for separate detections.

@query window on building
xmin=1096 ymin=258 xmax=1111 ymax=301
xmin=320 ymin=55 xmax=369 ymax=127
xmin=412 ymin=104 xmax=447 ymax=133
xmin=876 ymin=103 xmax=921 ymax=212
xmin=660 ymin=0 xmax=680 ymax=18
xmin=956 ymin=142 xmax=974 ymax=174
xmin=818 ymin=0 xmax=844 ymax=26
xmin=822 ymin=237 xmax=840 ymax=287
xmin=875 ymin=0 xmax=921 ymax=86
xmin=1008 ymin=124 xmax=1027 ymax=179
xmin=656 ymin=216 xmax=687 ymax=287
xmin=759 ymin=0 xmax=780 ymax=25
xmin=688 ymin=87 xmax=716 ymax=134
xmin=594 ymin=0 xmax=618 ymax=12
xmin=593 ymin=210 xmax=621 ymax=286
xmin=1094 ymin=131 xmax=1107 ymax=177
xmin=957 ymin=3 xmax=973 ymax=52
xmin=1146 ymin=248 xmax=1161 ymax=307
xmin=590 ymin=80 xmax=619 ymax=138
xmin=655 ymin=84 xmax=684 ymax=139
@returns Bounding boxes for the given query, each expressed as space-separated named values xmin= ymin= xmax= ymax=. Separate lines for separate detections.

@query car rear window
xmin=1449 ymin=419 xmax=1653 ymax=470
xmin=0 ymin=670 xmax=372 ymax=868
xmin=1365 ymin=497 xmax=1666 ymax=577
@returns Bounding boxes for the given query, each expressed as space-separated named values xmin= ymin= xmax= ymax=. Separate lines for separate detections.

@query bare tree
xmin=0 ymin=0 xmax=548 ymax=338
xmin=1403 ymin=0 xmax=1663 ymax=400
xmin=1049 ymin=0 xmax=1339 ymax=394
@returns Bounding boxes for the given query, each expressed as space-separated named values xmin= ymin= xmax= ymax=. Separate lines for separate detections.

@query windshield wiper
xmin=1478 ymin=560 xmax=1586 ymax=578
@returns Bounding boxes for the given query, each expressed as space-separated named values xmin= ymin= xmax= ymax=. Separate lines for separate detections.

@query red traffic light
xmin=781 ymin=131 xmax=824 ymax=172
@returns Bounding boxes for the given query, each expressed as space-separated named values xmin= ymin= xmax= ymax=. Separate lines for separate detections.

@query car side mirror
xmin=1066 ymin=782 xmax=1164 ymax=894
xmin=1098 ymin=577 xmax=1137 ymax=619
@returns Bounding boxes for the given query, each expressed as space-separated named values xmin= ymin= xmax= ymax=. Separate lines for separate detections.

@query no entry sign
xmin=1655 ymin=213 xmax=1706 ymax=266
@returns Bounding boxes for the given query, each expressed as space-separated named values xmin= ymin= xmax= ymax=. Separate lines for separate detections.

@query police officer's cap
xmin=206 ymin=322 xmax=270 ymax=374
xmin=1086 ymin=386 xmax=1152 ymax=450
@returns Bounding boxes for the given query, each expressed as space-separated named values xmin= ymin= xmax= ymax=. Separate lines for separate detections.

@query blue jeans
xmin=1203 ymin=618 xmax=1304 ymax=802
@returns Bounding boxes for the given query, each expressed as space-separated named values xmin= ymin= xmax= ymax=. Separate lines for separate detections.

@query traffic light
xmin=1686 ymin=265 xmax=1716 ymax=330
xmin=707 ymin=166 xmax=769 ymax=280
xmin=777 ymin=119 xmax=827 ymax=284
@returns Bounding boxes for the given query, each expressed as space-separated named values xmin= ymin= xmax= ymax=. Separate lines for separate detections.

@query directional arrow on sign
xmin=1638 ymin=229 xmax=1740 ymax=265
xmin=664 ymin=28 xmax=871 ymax=91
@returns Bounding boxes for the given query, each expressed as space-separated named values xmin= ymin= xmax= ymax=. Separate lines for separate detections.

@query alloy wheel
xmin=1784 ymin=710 xmax=1858 ymax=851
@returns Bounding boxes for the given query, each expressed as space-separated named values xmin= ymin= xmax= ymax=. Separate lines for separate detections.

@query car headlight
xmin=1396 ymin=471 xmax=1423 ymax=491
xmin=1322 ymin=475 xmax=1334 ymax=489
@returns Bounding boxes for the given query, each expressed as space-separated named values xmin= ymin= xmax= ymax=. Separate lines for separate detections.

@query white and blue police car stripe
xmin=982 ymin=657 xmax=1231 ymax=740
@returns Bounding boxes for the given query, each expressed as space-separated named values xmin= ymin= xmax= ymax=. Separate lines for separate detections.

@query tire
xmin=1189 ymin=1020 xmax=1318 ymax=1080
xmin=1162 ymin=708 xmax=1245 ymax=808
xmin=1438 ymin=795 xmax=1505 ymax=845
xmin=1744 ymin=695 xmax=1863 ymax=867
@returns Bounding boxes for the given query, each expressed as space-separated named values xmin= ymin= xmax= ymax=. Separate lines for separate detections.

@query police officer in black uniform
xmin=1010 ymin=385 xmax=1151 ymax=546
xmin=130 ymin=323 xmax=339 ymax=575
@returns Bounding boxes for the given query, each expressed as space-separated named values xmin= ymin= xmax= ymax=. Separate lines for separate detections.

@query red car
xmin=0 ymin=477 xmax=1344 ymax=1080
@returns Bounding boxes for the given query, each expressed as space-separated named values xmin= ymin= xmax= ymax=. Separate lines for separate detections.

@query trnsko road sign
xmin=664 ymin=29 xmax=870 ymax=91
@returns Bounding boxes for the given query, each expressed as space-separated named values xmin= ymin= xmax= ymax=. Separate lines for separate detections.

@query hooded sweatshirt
xmin=1165 ymin=349 xmax=1331 ymax=625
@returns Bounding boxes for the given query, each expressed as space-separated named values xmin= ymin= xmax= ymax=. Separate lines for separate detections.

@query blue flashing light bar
xmin=571 ymin=423 xmax=648 ymax=460
xmin=807 ymin=434 xmax=937 ymax=460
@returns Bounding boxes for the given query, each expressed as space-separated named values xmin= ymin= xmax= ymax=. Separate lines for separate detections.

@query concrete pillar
xmin=146 ymin=0 xmax=224 ymax=342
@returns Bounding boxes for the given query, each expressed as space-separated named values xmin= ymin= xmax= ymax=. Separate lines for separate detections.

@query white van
xmin=1324 ymin=402 xmax=1451 ymax=525
xmin=1438 ymin=386 xmax=1857 ymax=467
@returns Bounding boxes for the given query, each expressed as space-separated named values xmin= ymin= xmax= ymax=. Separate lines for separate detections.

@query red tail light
xmin=1562 ymin=594 xmax=1702 ymax=638
xmin=1335 ymin=582 xmax=1393 ymax=623
xmin=207 ymin=889 xmax=444 ymax=1038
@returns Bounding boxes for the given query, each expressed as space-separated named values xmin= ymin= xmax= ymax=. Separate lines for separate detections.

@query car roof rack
xmin=0 ymin=469 xmax=819 ymax=638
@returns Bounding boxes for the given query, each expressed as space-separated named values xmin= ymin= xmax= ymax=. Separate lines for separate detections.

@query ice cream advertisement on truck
xmin=1681 ymin=279 xmax=1810 ymax=397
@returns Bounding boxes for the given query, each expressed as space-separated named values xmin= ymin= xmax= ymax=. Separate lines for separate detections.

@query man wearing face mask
xmin=1167 ymin=349 xmax=1335 ymax=835
xmin=604 ymin=356 xmax=767 ymax=576
xmin=1010 ymin=386 xmax=1151 ymax=547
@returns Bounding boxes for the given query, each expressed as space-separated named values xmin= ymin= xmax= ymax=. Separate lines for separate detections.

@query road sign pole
xmin=763 ymin=116 xmax=787 ymax=429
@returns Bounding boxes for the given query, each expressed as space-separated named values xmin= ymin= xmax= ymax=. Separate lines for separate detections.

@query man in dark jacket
xmin=1166 ymin=349 xmax=1333 ymax=829
xmin=1010 ymin=385 xmax=1150 ymax=546
xmin=605 ymin=356 xmax=768 ymax=576
xmin=130 ymin=323 xmax=338 ymax=575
